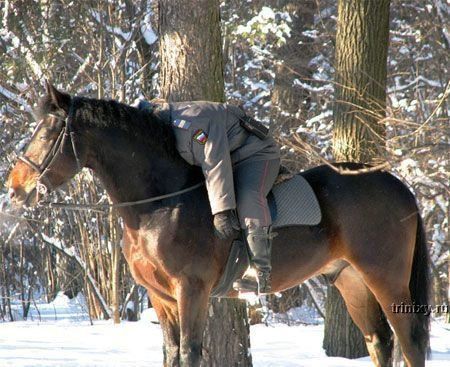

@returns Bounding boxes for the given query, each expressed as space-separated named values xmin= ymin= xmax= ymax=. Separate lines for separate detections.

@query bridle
xmin=17 ymin=106 xmax=204 ymax=211
xmin=18 ymin=109 xmax=81 ymax=199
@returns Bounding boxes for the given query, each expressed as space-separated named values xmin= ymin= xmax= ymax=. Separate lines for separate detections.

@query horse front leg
xmin=151 ymin=294 xmax=181 ymax=367
xmin=176 ymin=280 xmax=210 ymax=367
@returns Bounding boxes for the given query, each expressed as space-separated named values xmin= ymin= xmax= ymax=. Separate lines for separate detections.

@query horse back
xmin=300 ymin=163 xmax=418 ymax=230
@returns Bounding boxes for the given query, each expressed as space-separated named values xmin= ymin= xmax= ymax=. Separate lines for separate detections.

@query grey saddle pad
xmin=268 ymin=174 xmax=321 ymax=227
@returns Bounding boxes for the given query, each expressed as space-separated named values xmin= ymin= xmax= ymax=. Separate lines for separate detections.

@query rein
xmin=20 ymin=106 xmax=205 ymax=212
xmin=38 ymin=181 xmax=205 ymax=212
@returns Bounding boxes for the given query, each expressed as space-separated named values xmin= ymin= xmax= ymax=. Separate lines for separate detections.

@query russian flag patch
xmin=173 ymin=119 xmax=191 ymax=129
xmin=193 ymin=129 xmax=208 ymax=145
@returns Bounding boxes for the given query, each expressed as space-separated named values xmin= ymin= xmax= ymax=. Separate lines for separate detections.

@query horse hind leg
xmin=349 ymin=263 xmax=427 ymax=366
xmin=373 ymin=285 xmax=426 ymax=367
xmin=348 ymin=216 xmax=429 ymax=367
xmin=333 ymin=265 xmax=393 ymax=367
xmin=337 ymin=262 xmax=426 ymax=366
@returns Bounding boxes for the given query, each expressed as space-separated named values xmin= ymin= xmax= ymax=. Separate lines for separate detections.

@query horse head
xmin=7 ymin=82 xmax=87 ymax=208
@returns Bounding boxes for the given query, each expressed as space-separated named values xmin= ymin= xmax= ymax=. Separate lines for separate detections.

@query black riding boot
xmin=233 ymin=226 xmax=273 ymax=295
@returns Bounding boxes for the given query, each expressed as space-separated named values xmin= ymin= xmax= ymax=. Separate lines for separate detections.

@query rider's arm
xmin=192 ymin=119 xmax=236 ymax=215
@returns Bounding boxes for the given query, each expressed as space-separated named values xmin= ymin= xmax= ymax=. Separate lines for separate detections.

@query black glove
xmin=213 ymin=210 xmax=240 ymax=240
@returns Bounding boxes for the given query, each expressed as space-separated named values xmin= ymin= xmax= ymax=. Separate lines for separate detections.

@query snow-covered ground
xmin=0 ymin=294 xmax=449 ymax=366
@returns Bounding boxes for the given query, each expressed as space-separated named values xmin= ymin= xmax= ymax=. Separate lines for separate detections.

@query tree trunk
xmin=201 ymin=299 xmax=251 ymax=367
xmin=332 ymin=0 xmax=390 ymax=163
xmin=159 ymin=0 xmax=225 ymax=102
xmin=158 ymin=1 xmax=252 ymax=366
xmin=326 ymin=0 xmax=390 ymax=359
xmin=323 ymin=286 xmax=368 ymax=358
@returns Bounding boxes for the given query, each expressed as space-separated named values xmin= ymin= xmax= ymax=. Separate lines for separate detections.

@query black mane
xmin=35 ymin=95 xmax=179 ymax=158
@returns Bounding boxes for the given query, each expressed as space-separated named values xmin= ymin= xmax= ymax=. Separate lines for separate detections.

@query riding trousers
xmin=233 ymin=158 xmax=280 ymax=229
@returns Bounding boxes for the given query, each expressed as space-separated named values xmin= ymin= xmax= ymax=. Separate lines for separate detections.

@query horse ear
xmin=45 ymin=80 xmax=71 ymax=113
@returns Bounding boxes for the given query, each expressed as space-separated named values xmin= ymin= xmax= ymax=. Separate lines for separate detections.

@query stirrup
xmin=233 ymin=277 xmax=258 ymax=294
xmin=233 ymin=268 xmax=258 ymax=294
xmin=233 ymin=268 xmax=272 ymax=295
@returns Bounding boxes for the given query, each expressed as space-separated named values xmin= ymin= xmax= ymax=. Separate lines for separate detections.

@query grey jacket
xmin=156 ymin=101 xmax=280 ymax=215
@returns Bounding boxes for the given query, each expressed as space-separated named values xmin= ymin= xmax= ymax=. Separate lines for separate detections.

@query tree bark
xmin=159 ymin=0 xmax=225 ymax=102
xmin=201 ymin=299 xmax=251 ymax=367
xmin=158 ymin=1 xmax=252 ymax=366
xmin=323 ymin=286 xmax=368 ymax=358
xmin=326 ymin=0 xmax=390 ymax=359
xmin=332 ymin=0 xmax=390 ymax=163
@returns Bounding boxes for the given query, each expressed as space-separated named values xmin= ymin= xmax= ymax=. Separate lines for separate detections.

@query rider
xmin=141 ymin=100 xmax=280 ymax=294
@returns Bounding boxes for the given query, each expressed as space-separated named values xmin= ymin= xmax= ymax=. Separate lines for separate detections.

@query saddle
xmin=210 ymin=168 xmax=321 ymax=297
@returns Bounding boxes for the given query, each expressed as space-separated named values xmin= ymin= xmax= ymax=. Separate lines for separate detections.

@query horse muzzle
xmin=8 ymin=183 xmax=43 ymax=209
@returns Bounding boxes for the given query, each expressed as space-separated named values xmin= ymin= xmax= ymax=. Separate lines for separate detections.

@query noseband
xmin=18 ymin=111 xmax=81 ymax=198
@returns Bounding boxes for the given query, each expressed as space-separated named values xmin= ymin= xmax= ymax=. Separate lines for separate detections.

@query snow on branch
xmin=293 ymin=79 xmax=334 ymax=93
xmin=0 ymin=84 xmax=32 ymax=113
xmin=0 ymin=30 xmax=43 ymax=79
xmin=388 ymin=75 xmax=444 ymax=93
xmin=433 ymin=0 xmax=450 ymax=47
xmin=2 ymin=0 xmax=9 ymax=29
xmin=90 ymin=10 xmax=131 ymax=42
xmin=67 ymin=54 xmax=92 ymax=89
xmin=141 ymin=5 xmax=157 ymax=45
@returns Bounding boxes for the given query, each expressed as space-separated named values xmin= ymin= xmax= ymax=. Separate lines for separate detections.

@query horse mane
xmin=35 ymin=95 xmax=179 ymax=158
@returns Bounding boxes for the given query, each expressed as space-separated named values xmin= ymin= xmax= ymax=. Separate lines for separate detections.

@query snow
xmin=259 ymin=7 xmax=276 ymax=21
xmin=249 ymin=90 xmax=270 ymax=104
xmin=301 ymin=110 xmax=333 ymax=129
xmin=388 ymin=75 xmax=444 ymax=93
xmin=141 ymin=25 xmax=157 ymax=45
xmin=0 ymin=85 xmax=32 ymax=113
xmin=0 ymin=320 xmax=161 ymax=367
xmin=140 ymin=3 xmax=157 ymax=45
xmin=234 ymin=7 xmax=291 ymax=41
xmin=293 ymin=79 xmax=334 ymax=93
xmin=90 ymin=10 xmax=131 ymax=42
xmin=0 ymin=293 xmax=449 ymax=366
xmin=0 ymin=30 xmax=43 ymax=79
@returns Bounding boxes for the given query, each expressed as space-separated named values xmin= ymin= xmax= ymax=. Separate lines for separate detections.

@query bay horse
xmin=7 ymin=84 xmax=430 ymax=367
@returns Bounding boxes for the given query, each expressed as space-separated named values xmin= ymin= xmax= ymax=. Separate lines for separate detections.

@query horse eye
xmin=40 ymin=134 xmax=49 ymax=141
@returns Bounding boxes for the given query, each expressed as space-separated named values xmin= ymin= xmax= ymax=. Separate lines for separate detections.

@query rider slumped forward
xmin=144 ymin=100 xmax=280 ymax=295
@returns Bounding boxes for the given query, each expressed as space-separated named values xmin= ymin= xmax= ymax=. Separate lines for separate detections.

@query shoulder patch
xmin=172 ymin=119 xmax=191 ymax=129
xmin=193 ymin=129 xmax=208 ymax=145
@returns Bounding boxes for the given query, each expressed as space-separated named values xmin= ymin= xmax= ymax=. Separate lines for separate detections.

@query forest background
xmin=0 ymin=0 xmax=448 ymax=351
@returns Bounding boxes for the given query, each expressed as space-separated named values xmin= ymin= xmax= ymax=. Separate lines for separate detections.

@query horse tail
xmin=409 ymin=213 xmax=431 ymax=357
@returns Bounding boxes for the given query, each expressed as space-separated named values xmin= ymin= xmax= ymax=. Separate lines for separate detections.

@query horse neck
xmin=83 ymin=126 xmax=198 ymax=226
